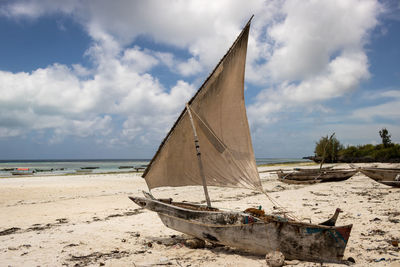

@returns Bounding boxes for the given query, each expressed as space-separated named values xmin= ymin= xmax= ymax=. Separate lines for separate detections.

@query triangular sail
xmin=143 ymin=17 xmax=262 ymax=191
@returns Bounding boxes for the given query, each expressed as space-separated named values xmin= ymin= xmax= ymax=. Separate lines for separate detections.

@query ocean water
xmin=0 ymin=159 xmax=149 ymax=177
xmin=0 ymin=158 xmax=310 ymax=177
xmin=255 ymin=158 xmax=310 ymax=166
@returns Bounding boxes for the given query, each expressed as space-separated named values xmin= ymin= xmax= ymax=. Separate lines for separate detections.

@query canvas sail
xmin=143 ymin=18 xmax=262 ymax=191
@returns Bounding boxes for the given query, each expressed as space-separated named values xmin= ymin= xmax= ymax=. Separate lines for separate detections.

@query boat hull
xmin=130 ymin=196 xmax=352 ymax=263
xmin=360 ymin=168 xmax=400 ymax=187
xmin=277 ymin=170 xmax=357 ymax=184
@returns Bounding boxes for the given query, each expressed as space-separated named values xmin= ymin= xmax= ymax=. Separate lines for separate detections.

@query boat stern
xmin=300 ymin=223 xmax=353 ymax=262
xmin=335 ymin=224 xmax=352 ymax=245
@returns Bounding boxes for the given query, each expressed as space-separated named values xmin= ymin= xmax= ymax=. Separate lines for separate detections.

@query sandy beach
xmin=1 ymin=163 xmax=399 ymax=267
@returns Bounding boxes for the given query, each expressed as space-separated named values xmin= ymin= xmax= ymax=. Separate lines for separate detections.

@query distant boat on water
xmin=11 ymin=168 xmax=34 ymax=175
xmin=118 ymin=166 xmax=133 ymax=169
xmin=1 ymin=168 xmax=15 ymax=171
xmin=34 ymin=168 xmax=54 ymax=172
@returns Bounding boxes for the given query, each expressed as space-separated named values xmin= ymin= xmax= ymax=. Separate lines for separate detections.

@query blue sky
xmin=0 ymin=0 xmax=399 ymax=160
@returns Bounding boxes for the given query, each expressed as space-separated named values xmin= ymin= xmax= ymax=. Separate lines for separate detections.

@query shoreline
xmin=0 ymin=170 xmax=143 ymax=179
xmin=0 ymin=160 xmax=314 ymax=179
xmin=258 ymin=161 xmax=317 ymax=167
xmin=0 ymin=163 xmax=399 ymax=266
xmin=0 ymin=158 xmax=311 ymax=177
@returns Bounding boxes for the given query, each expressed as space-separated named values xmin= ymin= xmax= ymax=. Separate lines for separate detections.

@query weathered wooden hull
xmin=277 ymin=170 xmax=357 ymax=184
xmin=360 ymin=168 xmax=400 ymax=187
xmin=11 ymin=171 xmax=33 ymax=175
xmin=130 ymin=196 xmax=352 ymax=263
xmin=293 ymin=166 xmax=333 ymax=172
xmin=278 ymin=178 xmax=321 ymax=185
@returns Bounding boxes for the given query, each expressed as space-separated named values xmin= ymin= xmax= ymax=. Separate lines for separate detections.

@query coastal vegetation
xmin=313 ymin=128 xmax=400 ymax=163
xmin=314 ymin=133 xmax=342 ymax=164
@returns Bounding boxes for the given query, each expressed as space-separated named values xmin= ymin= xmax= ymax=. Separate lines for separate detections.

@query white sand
xmin=0 ymin=163 xmax=399 ymax=266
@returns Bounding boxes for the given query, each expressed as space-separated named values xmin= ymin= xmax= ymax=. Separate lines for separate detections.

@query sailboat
xmin=130 ymin=16 xmax=352 ymax=263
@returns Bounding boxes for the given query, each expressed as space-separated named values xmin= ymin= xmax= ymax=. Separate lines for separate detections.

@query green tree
xmin=379 ymin=128 xmax=392 ymax=148
xmin=314 ymin=133 xmax=343 ymax=163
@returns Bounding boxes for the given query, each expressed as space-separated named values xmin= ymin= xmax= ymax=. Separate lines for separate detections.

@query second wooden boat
xmin=360 ymin=167 xmax=400 ymax=187
xmin=277 ymin=169 xmax=357 ymax=184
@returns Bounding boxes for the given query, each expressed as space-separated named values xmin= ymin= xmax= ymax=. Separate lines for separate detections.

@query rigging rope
xmin=261 ymin=190 xmax=300 ymax=221
xmin=189 ymin=107 xmax=257 ymax=188
xmin=189 ymin=106 xmax=301 ymax=221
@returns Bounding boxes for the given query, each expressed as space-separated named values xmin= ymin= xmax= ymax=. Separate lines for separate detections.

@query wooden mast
xmin=186 ymin=103 xmax=212 ymax=207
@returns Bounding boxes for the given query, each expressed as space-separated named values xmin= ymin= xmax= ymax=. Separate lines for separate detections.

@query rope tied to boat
xmin=261 ymin=190 xmax=300 ymax=221
xmin=189 ymin=107 xmax=301 ymax=221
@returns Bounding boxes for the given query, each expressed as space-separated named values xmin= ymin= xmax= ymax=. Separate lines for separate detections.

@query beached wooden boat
xmin=131 ymin=195 xmax=352 ymax=262
xmin=360 ymin=167 xmax=400 ymax=187
xmin=277 ymin=169 xmax=357 ymax=184
xmin=129 ymin=17 xmax=352 ymax=263
xmin=293 ymin=166 xmax=333 ymax=172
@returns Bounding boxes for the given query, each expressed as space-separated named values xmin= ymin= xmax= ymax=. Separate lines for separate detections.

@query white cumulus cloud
xmin=248 ymin=0 xmax=381 ymax=128
xmin=0 ymin=0 xmax=389 ymax=155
